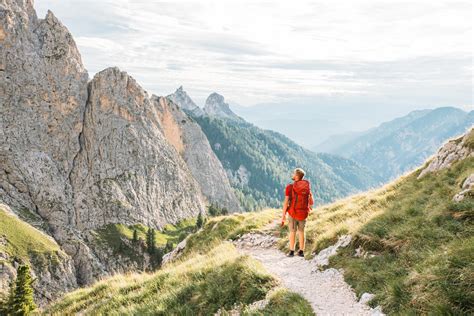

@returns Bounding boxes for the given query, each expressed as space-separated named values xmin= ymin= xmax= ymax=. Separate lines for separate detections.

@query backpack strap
xmin=286 ymin=184 xmax=292 ymax=211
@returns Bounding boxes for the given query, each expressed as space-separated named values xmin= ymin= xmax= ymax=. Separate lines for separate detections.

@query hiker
xmin=281 ymin=168 xmax=313 ymax=257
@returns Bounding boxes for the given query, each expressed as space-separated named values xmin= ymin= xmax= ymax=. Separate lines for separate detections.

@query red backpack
xmin=288 ymin=180 xmax=313 ymax=220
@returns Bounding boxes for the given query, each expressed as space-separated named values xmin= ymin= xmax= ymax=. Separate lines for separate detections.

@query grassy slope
xmin=45 ymin=133 xmax=473 ymax=314
xmin=0 ymin=208 xmax=63 ymax=265
xmin=300 ymin=154 xmax=473 ymax=314
xmin=92 ymin=218 xmax=197 ymax=258
xmin=45 ymin=210 xmax=313 ymax=315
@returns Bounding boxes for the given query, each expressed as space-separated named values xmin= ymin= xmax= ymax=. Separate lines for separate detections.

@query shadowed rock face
xmin=152 ymin=96 xmax=242 ymax=212
xmin=0 ymin=0 xmax=214 ymax=295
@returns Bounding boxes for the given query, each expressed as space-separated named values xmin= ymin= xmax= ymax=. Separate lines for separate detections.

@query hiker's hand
xmin=280 ymin=219 xmax=285 ymax=227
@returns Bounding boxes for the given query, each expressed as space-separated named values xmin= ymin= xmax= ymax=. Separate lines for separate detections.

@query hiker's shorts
xmin=288 ymin=216 xmax=306 ymax=232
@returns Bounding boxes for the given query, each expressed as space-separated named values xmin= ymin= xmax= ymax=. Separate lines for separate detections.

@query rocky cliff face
xmin=0 ymin=0 xmax=92 ymax=292
xmin=203 ymin=93 xmax=242 ymax=121
xmin=152 ymin=96 xmax=241 ymax=212
xmin=418 ymin=128 xmax=473 ymax=178
xmin=70 ymin=67 xmax=206 ymax=232
xmin=0 ymin=0 xmax=237 ymax=300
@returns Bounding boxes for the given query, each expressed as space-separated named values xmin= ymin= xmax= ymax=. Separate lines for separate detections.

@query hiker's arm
xmin=282 ymin=196 xmax=289 ymax=223
xmin=308 ymin=192 xmax=314 ymax=212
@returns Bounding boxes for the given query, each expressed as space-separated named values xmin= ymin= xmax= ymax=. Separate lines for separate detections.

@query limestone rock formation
xmin=0 ymin=0 xmax=235 ymax=299
xmin=203 ymin=93 xmax=242 ymax=121
xmin=167 ymin=86 xmax=204 ymax=116
xmin=418 ymin=128 xmax=473 ymax=178
xmin=151 ymin=96 xmax=241 ymax=212
xmin=0 ymin=1 xmax=87 ymax=230
xmin=69 ymin=67 xmax=206 ymax=232
xmin=0 ymin=0 xmax=97 ymax=290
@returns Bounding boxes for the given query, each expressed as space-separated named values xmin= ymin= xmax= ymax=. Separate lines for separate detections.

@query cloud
xmin=34 ymin=0 xmax=472 ymax=108
xmin=75 ymin=37 xmax=123 ymax=52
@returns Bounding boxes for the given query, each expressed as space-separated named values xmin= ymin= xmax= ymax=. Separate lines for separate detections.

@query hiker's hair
xmin=294 ymin=168 xmax=305 ymax=180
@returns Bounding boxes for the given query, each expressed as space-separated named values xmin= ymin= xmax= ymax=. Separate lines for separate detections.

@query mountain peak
xmin=203 ymin=93 xmax=241 ymax=121
xmin=167 ymin=86 xmax=203 ymax=116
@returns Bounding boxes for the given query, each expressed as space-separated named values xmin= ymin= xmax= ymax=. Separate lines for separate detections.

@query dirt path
xmin=236 ymin=233 xmax=382 ymax=315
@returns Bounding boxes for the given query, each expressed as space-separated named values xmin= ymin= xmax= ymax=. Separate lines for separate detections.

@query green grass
xmin=92 ymin=218 xmax=197 ymax=260
xmin=184 ymin=209 xmax=276 ymax=256
xmin=319 ymin=156 xmax=474 ymax=314
xmin=464 ymin=128 xmax=474 ymax=149
xmin=45 ymin=209 xmax=313 ymax=314
xmin=45 ymin=244 xmax=276 ymax=315
xmin=0 ymin=208 xmax=63 ymax=265
xmin=247 ymin=288 xmax=315 ymax=315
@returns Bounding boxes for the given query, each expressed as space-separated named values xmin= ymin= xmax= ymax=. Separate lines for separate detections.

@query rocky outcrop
xmin=203 ymin=93 xmax=242 ymax=121
xmin=453 ymin=173 xmax=474 ymax=202
xmin=167 ymin=86 xmax=204 ymax=116
xmin=311 ymin=235 xmax=352 ymax=270
xmin=418 ymin=128 xmax=473 ymax=178
xmin=152 ymin=95 xmax=241 ymax=212
xmin=161 ymin=237 xmax=188 ymax=265
xmin=234 ymin=233 xmax=278 ymax=249
xmin=69 ymin=67 xmax=206 ymax=231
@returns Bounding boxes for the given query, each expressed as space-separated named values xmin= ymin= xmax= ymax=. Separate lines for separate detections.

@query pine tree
xmin=196 ymin=211 xmax=204 ymax=229
xmin=146 ymin=227 xmax=156 ymax=255
xmin=132 ymin=229 xmax=139 ymax=244
xmin=221 ymin=207 xmax=229 ymax=215
xmin=208 ymin=203 xmax=217 ymax=216
xmin=9 ymin=265 xmax=37 ymax=315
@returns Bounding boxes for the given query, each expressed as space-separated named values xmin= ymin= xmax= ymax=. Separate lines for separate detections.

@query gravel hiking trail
xmin=235 ymin=229 xmax=383 ymax=316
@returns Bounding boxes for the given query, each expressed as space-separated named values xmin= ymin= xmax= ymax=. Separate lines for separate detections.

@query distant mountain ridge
xmin=168 ymin=88 xmax=243 ymax=121
xmin=316 ymin=107 xmax=473 ymax=181
xmin=169 ymin=88 xmax=382 ymax=210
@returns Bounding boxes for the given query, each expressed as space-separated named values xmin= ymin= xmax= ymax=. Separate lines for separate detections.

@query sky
xmin=35 ymin=0 xmax=473 ymax=110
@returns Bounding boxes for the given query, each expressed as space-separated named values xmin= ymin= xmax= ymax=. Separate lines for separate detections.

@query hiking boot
xmin=297 ymin=250 xmax=304 ymax=257
xmin=287 ymin=250 xmax=295 ymax=257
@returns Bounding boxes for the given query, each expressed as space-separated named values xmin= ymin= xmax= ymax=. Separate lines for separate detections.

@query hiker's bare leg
xmin=289 ymin=231 xmax=296 ymax=251
xmin=298 ymin=229 xmax=305 ymax=250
